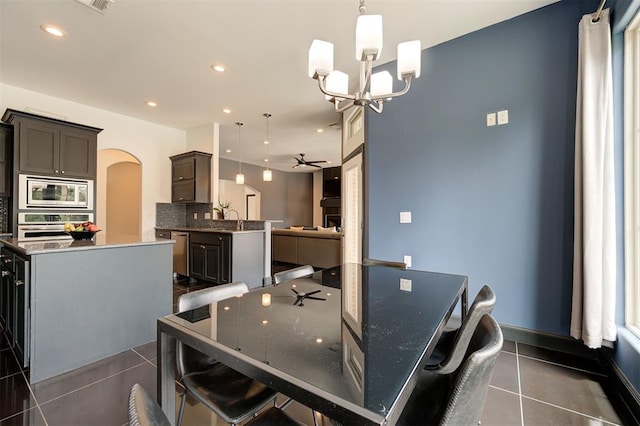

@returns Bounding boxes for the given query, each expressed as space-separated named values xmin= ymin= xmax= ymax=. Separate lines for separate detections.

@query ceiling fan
xmin=293 ymin=153 xmax=327 ymax=169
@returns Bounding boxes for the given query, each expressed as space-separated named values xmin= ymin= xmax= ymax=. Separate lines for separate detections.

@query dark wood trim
xmin=2 ymin=109 xmax=103 ymax=133
xmin=599 ymin=348 xmax=640 ymax=424
xmin=499 ymin=323 xmax=600 ymax=359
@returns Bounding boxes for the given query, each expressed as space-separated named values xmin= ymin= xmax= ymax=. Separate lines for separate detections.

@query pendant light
xmin=262 ymin=113 xmax=273 ymax=182
xmin=235 ymin=122 xmax=245 ymax=184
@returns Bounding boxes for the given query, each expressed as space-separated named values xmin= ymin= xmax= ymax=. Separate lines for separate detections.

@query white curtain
xmin=571 ymin=8 xmax=616 ymax=349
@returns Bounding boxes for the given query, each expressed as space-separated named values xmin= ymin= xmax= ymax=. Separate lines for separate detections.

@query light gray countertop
xmin=0 ymin=234 xmax=174 ymax=255
xmin=155 ymin=227 xmax=264 ymax=234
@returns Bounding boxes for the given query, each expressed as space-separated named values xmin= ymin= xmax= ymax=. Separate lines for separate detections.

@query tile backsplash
xmin=156 ymin=202 xmax=264 ymax=230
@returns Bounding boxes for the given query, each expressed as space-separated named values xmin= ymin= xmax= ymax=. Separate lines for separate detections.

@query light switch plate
xmin=497 ymin=109 xmax=509 ymax=125
xmin=486 ymin=112 xmax=496 ymax=127
xmin=400 ymin=211 xmax=412 ymax=224
xmin=204 ymin=212 xmax=211 ymax=219
xmin=193 ymin=212 xmax=197 ymax=220
xmin=403 ymin=255 xmax=412 ymax=268
xmin=400 ymin=278 xmax=412 ymax=292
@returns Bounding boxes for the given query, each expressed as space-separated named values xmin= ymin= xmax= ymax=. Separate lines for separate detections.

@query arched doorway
xmin=97 ymin=149 xmax=142 ymax=237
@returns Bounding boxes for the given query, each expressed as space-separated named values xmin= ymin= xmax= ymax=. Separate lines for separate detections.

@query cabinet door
xmin=13 ymin=256 xmax=29 ymax=368
xmin=203 ymin=244 xmax=222 ymax=283
xmin=0 ymin=125 xmax=11 ymax=196
xmin=18 ymin=120 xmax=59 ymax=175
xmin=172 ymin=181 xmax=195 ymax=203
xmin=172 ymin=157 xmax=196 ymax=181
xmin=189 ymin=242 xmax=205 ymax=280
xmin=59 ymin=128 xmax=97 ymax=178
xmin=216 ymin=234 xmax=231 ymax=284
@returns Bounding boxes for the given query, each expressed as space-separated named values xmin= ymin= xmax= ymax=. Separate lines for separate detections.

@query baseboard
xmin=498 ymin=323 xmax=640 ymax=424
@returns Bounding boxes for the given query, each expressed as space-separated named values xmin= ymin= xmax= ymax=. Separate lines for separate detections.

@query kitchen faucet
xmin=226 ymin=209 xmax=243 ymax=231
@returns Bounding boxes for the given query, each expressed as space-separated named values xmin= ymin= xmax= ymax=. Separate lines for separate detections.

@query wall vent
xmin=74 ymin=0 xmax=114 ymax=14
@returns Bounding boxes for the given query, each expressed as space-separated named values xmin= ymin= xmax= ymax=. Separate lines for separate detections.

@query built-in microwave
xmin=18 ymin=175 xmax=93 ymax=210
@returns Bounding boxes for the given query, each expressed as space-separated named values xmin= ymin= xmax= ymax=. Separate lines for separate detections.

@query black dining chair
xmin=399 ymin=314 xmax=503 ymax=425
xmin=244 ymin=406 xmax=306 ymax=426
xmin=176 ymin=282 xmax=279 ymax=426
xmin=128 ymin=383 xmax=171 ymax=426
xmin=424 ymin=284 xmax=496 ymax=374
xmin=273 ymin=264 xmax=315 ymax=285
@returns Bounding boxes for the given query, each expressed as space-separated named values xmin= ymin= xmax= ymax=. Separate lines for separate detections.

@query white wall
xmin=0 ymin=83 xmax=187 ymax=238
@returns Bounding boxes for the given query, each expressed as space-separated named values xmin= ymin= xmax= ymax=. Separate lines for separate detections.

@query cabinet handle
xmin=15 ymin=280 xmax=23 ymax=287
xmin=61 ymin=170 xmax=65 ymax=174
xmin=179 ymin=197 xmax=184 ymax=200
xmin=54 ymin=169 xmax=59 ymax=174
xmin=201 ymin=245 xmax=205 ymax=249
xmin=219 ymin=237 xmax=222 ymax=241
xmin=1 ymin=270 xmax=8 ymax=277
xmin=179 ymin=176 xmax=184 ymax=180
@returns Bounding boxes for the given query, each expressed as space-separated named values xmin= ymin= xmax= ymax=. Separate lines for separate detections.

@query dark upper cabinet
xmin=170 ymin=151 xmax=211 ymax=203
xmin=2 ymin=109 xmax=101 ymax=180
xmin=0 ymin=124 xmax=13 ymax=196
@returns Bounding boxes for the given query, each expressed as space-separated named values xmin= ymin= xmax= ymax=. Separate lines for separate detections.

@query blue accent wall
xmin=366 ymin=0 xmax=597 ymax=335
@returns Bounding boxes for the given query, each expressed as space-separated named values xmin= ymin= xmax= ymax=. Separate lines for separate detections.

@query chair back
xmin=273 ymin=265 xmax=314 ymax=285
xmin=128 ymin=383 xmax=171 ymax=426
xmin=436 ymin=284 xmax=496 ymax=374
xmin=440 ymin=314 xmax=503 ymax=425
xmin=176 ymin=281 xmax=249 ymax=377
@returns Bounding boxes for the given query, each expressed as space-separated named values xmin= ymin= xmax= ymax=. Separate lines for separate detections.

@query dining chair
xmin=424 ymin=284 xmax=496 ymax=374
xmin=399 ymin=314 xmax=503 ymax=425
xmin=128 ymin=383 xmax=171 ymax=426
xmin=176 ymin=282 xmax=279 ymax=426
xmin=273 ymin=264 xmax=315 ymax=285
xmin=362 ymin=258 xmax=408 ymax=269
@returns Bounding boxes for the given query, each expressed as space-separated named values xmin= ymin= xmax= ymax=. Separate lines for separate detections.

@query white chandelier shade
xmin=308 ymin=0 xmax=421 ymax=114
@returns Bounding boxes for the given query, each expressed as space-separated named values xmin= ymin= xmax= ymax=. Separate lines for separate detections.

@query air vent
xmin=74 ymin=0 xmax=114 ymax=14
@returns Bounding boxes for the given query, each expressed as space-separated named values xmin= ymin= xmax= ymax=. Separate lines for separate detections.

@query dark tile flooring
xmin=0 ymin=277 xmax=633 ymax=425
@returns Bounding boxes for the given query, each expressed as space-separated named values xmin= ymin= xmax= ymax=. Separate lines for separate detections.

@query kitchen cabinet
xmin=0 ymin=124 xmax=12 ymax=196
xmin=170 ymin=151 xmax=211 ymax=203
xmin=1 ymin=109 xmax=102 ymax=179
xmin=0 ymin=246 xmax=30 ymax=368
xmin=189 ymin=232 xmax=230 ymax=284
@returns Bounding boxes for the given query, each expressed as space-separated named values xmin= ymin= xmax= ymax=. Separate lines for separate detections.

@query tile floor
xmin=0 ymin=279 xmax=634 ymax=425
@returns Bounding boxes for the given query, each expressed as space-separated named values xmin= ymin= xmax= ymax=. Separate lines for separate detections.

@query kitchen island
xmin=0 ymin=234 xmax=173 ymax=383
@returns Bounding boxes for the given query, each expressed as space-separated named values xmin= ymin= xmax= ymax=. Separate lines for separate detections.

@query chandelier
xmin=262 ymin=113 xmax=273 ymax=182
xmin=235 ymin=122 xmax=244 ymax=185
xmin=308 ymin=0 xmax=421 ymax=114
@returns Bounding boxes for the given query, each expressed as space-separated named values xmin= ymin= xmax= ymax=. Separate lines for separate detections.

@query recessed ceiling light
xmin=223 ymin=108 xmax=231 ymax=114
xmin=145 ymin=101 xmax=157 ymax=107
xmin=316 ymin=128 xmax=324 ymax=133
xmin=40 ymin=24 xmax=65 ymax=38
xmin=211 ymin=64 xmax=226 ymax=73
xmin=263 ymin=140 xmax=269 ymax=145
xmin=225 ymin=149 xmax=232 ymax=153
xmin=264 ymin=158 xmax=269 ymax=163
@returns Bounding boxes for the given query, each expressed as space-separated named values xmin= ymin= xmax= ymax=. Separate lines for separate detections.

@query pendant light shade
xmin=235 ymin=122 xmax=244 ymax=185
xmin=262 ymin=113 xmax=273 ymax=182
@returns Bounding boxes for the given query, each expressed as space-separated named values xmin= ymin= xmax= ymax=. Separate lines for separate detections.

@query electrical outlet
xmin=400 ymin=278 xmax=412 ymax=292
xmin=204 ymin=212 xmax=211 ymax=219
xmin=497 ymin=109 xmax=509 ymax=125
xmin=193 ymin=212 xmax=197 ymax=220
xmin=403 ymin=255 xmax=412 ymax=268
xmin=400 ymin=211 xmax=412 ymax=224
xmin=486 ymin=112 xmax=496 ymax=127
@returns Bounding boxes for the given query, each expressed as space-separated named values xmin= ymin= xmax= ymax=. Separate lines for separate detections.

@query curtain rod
xmin=592 ymin=0 xmax=606 ymax=22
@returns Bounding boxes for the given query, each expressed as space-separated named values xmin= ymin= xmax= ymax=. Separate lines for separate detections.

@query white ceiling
xmin=0 ymin=0 xmax=558 ymax=172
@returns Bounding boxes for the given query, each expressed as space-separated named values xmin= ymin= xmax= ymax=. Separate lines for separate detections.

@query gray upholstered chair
xmin=176 ymin=282 xmax=278 ymax=426
xmin=128 ymin=383 xmax=171 ymax=426
xmin=424 ymin=284 xmax=496 ymax=374
xmin=362 ymin=258 xmax=408 ymax=269
xmin=273 ymin=264 xmax=315 ymax=285
xmin=399 ymin=314 xmax=503 ymax=425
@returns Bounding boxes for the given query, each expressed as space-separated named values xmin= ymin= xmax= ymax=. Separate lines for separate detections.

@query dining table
xmin=157 ymin=263 xmax=468 ymax=425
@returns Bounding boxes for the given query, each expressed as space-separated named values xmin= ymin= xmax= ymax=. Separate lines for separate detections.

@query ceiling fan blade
xmin=309 ymin=164 xmax=322 ymax=168
xmin=306 ymin=160 xmax=327 ymax=164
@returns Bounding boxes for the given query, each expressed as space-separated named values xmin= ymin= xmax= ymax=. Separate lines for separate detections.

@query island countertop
xmin=0 ymin=233 xmax=174 ymax=256
xmin=155 ymin=227 xmax=264 ymax=235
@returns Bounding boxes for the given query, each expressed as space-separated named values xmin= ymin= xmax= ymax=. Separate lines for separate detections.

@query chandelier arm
xmin=317 ymin=77 xmax=356 ymax=101
xmin=370 ymin=76 xmax=413 ymax=102
xmin=368 ymin=100 xmax=384 ymax=114
xmin=334 ymin=99 xmax=355 ymax=113
xmin=360 ymin=55 xmax=375 ymax=95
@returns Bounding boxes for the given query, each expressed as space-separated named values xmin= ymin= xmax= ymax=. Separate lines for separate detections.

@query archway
xmin=97 ymin=149 xmax=142 ymax=237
